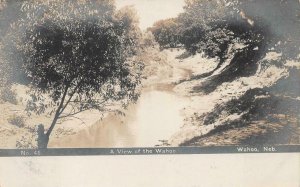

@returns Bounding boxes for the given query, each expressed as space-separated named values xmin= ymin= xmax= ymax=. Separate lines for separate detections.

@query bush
xmin=148 ymin=18 xmax=180 ymax=48
xmin=16 ymin=135 xmax=37 ymax=149
xmin=0 ymin=87 xmax=18 ymax=104
xmin=8 ymin=114 xmax=25 ymax=127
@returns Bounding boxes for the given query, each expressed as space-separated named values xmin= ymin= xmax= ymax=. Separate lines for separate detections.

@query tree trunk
xmin=37 ymin=86 xmax=69 ymax=149
xmin=37 ymin=124 xmax=49 ymax=149
xmin=37 ymin=110 xmax=60 ymax=149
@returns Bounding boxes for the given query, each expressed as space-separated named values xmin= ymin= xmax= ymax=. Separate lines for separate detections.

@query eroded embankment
xmin=168 ymin=48 xmax=300 ymax=146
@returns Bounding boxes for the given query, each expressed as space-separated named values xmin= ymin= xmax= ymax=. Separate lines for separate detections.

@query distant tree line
xmin=149 ymin=0 xmax=299 ymax=58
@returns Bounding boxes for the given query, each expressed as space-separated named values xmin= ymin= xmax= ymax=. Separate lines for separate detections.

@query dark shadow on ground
xmin=192 ymin=44 xmax=265 ymax=94
xmin=181 ymin=85 xmax=300 ymax=146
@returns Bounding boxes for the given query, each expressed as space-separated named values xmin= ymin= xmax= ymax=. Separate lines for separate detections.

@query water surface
xmin=49 ymin=90 xmax=189 ymax=148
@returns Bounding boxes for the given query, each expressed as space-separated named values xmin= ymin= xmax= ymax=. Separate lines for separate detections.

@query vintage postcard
xmin=0 ymin=0 xmax=299 ymax=157
xmin=0 ymin=0 xmax=299 ymax=186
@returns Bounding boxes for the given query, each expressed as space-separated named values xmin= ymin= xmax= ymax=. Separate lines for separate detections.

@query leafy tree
xmin=148 ymin=18 xmax=180 ymax=48
xmin=140 ymin=31 xmax=157 ymax=48
xmin=198 ymin=0 xmax=300 ymax=92
xmin=176 ymin=0 xmax=238 ymax=53
xmin=114 ymin=5 xmax=142 ymax=56
xmin=4 ymin=0 xmax=143 ymax=148
xmin=238 ymin=0 xmax=300 ymax=60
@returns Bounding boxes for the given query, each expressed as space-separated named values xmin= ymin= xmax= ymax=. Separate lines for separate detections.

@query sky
xmin=115 ymin=0 xmax=185 ymax=30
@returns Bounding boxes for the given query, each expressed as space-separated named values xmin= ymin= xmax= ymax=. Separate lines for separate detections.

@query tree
xmin=237 ymin=0 xmax=300 ymax=60
xmin=148 ymin=18 xmax=180 ymax=48
xmin=4 ymin=0 xmax=143 ymax=148
xmin=140 ymin=31 xmax=157 ymax=48
xmin=153 ymin=0 xmax=299 ymax=93
xmin=177 ymin=0 xmax=299 ymax=62
xmin=176 ymin=0 xmax=238 ymax=53
xmin=199 ymin=0 xmax=300 ymax=91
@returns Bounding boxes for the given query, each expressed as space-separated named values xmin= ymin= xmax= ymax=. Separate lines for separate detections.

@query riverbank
xmin=0 ymin=47 xmax=299 ymax=148
xmin=168 ymin=51 xmax=300 ymax=146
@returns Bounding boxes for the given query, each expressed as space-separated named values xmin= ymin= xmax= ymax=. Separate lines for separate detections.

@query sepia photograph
xmin=0 ymin=0 xmax=299 ymax=151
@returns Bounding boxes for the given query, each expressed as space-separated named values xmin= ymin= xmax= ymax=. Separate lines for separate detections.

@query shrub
xmin=16 ymin=135 xmax=37 ymax=149
xmin=0 ymin=87 xmax=18 ymax=104
xmin=8 ymin=114 xmax=25 ymax=127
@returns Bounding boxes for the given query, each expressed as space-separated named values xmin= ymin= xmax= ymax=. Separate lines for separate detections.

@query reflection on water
xmin=49 ymin=90 xmax=189 ymax=148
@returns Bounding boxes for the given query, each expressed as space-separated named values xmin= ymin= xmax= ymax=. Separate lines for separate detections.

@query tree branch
xmin=59 ymin=98 xmax=110 ymax=118
xmin=59 ymin=80 xmax=83 ymax=115
xmin=59 ymin=108 xmax=94 ymax=118
xmin=46 ymin=85 xmax=69 ymax=137
xmin=59 ymin=115 xmax=87 ymax=126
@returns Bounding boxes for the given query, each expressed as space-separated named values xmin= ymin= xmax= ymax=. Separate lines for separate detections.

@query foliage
xmin=150 ymin=0 xmax=300 ymax=60
xmin=177 ymin=0 xmax=238 ymax=54
xmin=0 ymin=29 xmax=14 ymax=91
xmin=3 ymin=0 xmax=143 ymax=147
xmin=148 ymin=18 xmax=180 ymax=48
xmin=140 ymin=31 xmax=157 ymax=48
xmin=16 ymin=134 xmax=37 ymax=149
xmin=0 ymin=86 xmax=18 ymax=104
xmin=237 ymin=0 xmax=300 ymax=60
xmin=8 ymin=114 xmax=25 ymax=127
xmin=115 ymin=5 xmax=141 ymax=53
xmin=148 ymin=0 xmax=300 ymax=94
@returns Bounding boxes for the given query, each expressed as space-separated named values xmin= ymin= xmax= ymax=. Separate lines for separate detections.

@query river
xmin=49 ymin=88 xmax=190 ymax=148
